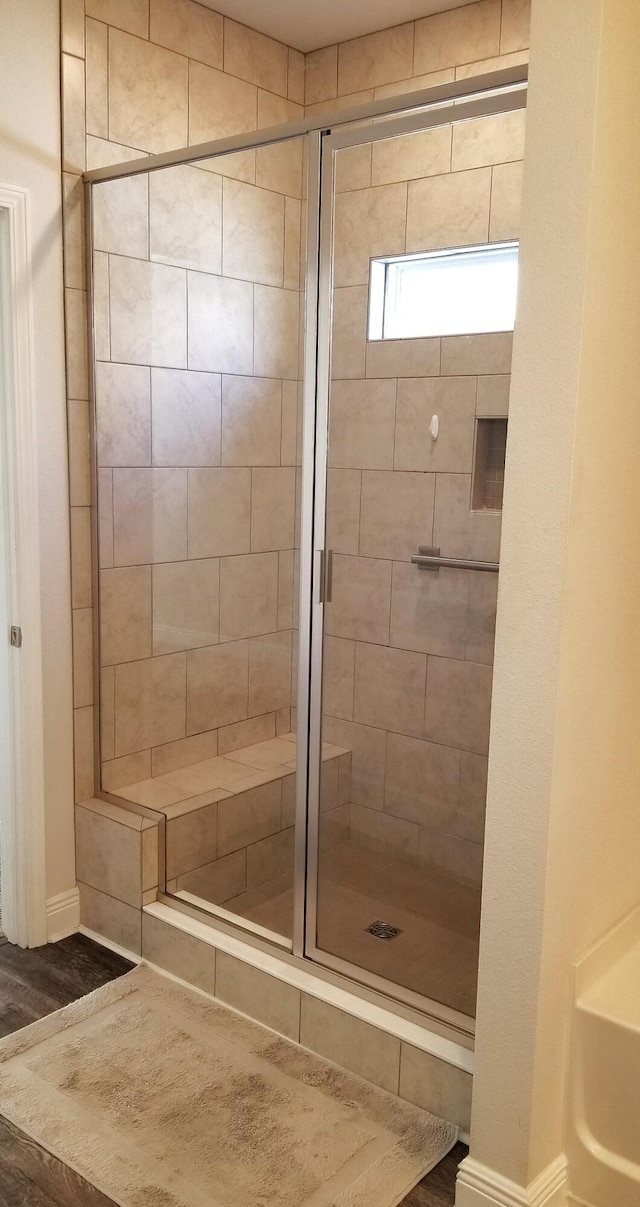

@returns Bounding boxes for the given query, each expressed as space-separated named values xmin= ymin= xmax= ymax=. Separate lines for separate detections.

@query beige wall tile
xmin=178 ymin=848 xmax=246 ymax=900
xmin=188 ymin=273 xmax=253 ymax=375
xmin=333 ymin=182 xmax=407 ymax=287
xmin=465 ymin=571 xmax=498 ymax=664
xmin=142 ymin=912 xmax=216 ymax=993
xmin=86 ymin=137 xmax=150 ymax=171
xmin=365 ymin=337 xmax=440 ymax=379
xmin=248 ymin=630 xmax=292 ymax=715
xmin=93 ymin=252 xmax=111 ymax=361
xmin=216 ymin=780 xmax=282 ymax=857
xmin=102 ymin=749 xmax=151 ymax=791
xmin=72 ymin=608 xmax=93 ymax=709
xmin=62 ymin=53 xmax=85 ymax=174
xmin=323 ymin=716 xmax=386 ymax=809
xmin=280 ymin=381 xmax=298 ymax=467
xmin=335 ymin=144 xmax=371 ymax=194
xmin=222 ymin=179 xmax=284 ymax=287
xmin=433 ymin=473 xmax=501 ymax=562
xmin=153 ymin=559 xmax=219 ymax=654
xmin=65 ymin=288 xmax=88 ymax=401
xmin=254 ymin=285 xmax=299 ymax=379
xmin=300 ymin=995 xmax=400 ymax=1093
xmin=151 ymin=730 xmax=218 ymax=776
xmin=288 ymin=48 xmax=305 ymax=104
xmin=98 ymin=469 xmax=114 ymax=568
xmin=251 ymin=467 xmax=295 ymax=552
xmin=101 ymin=667 xmax=115 ymax=761
xmin=222 ymin=376 xmax=281 ymax=467
xmin=109 ymin=30 xmax=188 ymax=154
xmin=406 ymin=167 xmax=491 ymax=252
xmin=62 ymin=174 xmax=85 ymax=291
xmin=414 ymin=0 xmax=501 ymax=73
xmin=224 ymin=19 xmax=288 ymax=97
xmin=424 ymin=655 xmax=493 ymax=754
xmin=395 ymin=376 xmax=476 ymax=474
xmin=372 ymin=125 xmax=452 ymax=187
xmin=419 ymin=828 xmax=483 ymax=885
xmin=359 ymin=470 xmax=435 ymax=561
xmin=455 ymin=48 xmax=528 ymax=80
xmin=86 ymin=18 xmax=108 ymax=139
xmin=257 ymin=90 xmax=302 ymax=128
xmin=86 ymin=0 xmax=149 ymax=37
xmin=305 ymin=45 xmax=338 ymax=105
xmin=385 ymin=732 xmax=461 ymax=829
xmin=187 ymin=641 xmax=249 ymax=734
xmin=94 ymin=173 xmax=149 ymax=259
xmin=79 ymin=883 xmax=141 ymax=954
xmin=460 ymin=750 xmax=488 ymax=839
xmin=150 ymin=164 xmax=222 ymax=273
xmin=354 ymin=642 xmax=426 ymax=739
xmin=246 ymin=826 xmax=294 ymax=889
xmin=61 ymin=0 xmax=84 ymax=56
xmin=123 ymin=777 xmax=188 ymax=808
xmin=338 ymin=24 xmax=414 ymax=95
xmin=96 ymin=362 xmax=151 ymax=467
xmin=216 ymin=952 xmax=299 ymax=1039
xmin=109 ymin=257 xmax=187 ymax=368
xmin=150 ymin=0 xmax=223 ymax=68
xmin=100 ymin=566 xmax=152 ymax=666
xmin=452 ymin=109 xmax=526 ymax=171
xmin=440 ymin=331 xmax=513 ymax=375
xmin=189 ymin=61 xmax=257 ymax=143
xmin=374 ymin=68 xmax=455 ymax=99
xmin=219 ymin=553 xmax=278 ymax=641
xmin=476 ymin=374 xmax=510 ymax=417
xmin=74 ymin=705 xmax=95 ymax=803
xmin=325 ymin=554 xmax=391 ymax=645
xmin=490 ymin=159 xmax=524 ymax=240
xmin=67 ymin=398 xmax=91 ymax=507
xmin=218 ymin=713 xmax=275 ymax=756
xmin=166 ymin=799 xmax=219 ymax=878
xmin=328 ymin=379 xmax=396 ymax=470
xmin=188 ymin=467 xmax=250 ymax=558
xmin=350 ymin=801 xmax=419 ymax=861
xmin=331 ymin=287 xmax=367 ymax=380
xmin=70 ymin=506 xmax=92 ymax=609
xmin=76 ymin=800 xmax=144 ymax=906
xmin=323 ymin=636 xmax=355 ymax=721
xmin=115 ymin=652 xmax=186 ymax=755
xmin=113 ymin=467 xmax=187 ymax=565
xmin=283 ymin=197 xmax=302 ymax=293
xmin=399 ymin=1043 xmax=472 ymax=1131
xmin=391 ymin=562 xmax=469 ymax=659
xmin=151 ymin=368 xmax=221 ymax=467
xmin=306 ymin=88 xmax=373 ymax=117
xmin=277 ymin=549 xmax=294 ymax=629
xmin=500 ymin=0 xmax=531 ymax=53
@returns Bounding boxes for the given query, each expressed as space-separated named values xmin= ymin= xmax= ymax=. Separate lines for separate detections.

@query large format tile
xmin=151 ymin=368 xmax=221 ymax=467
xmin=188 ymin=273 xmax=253 ymax=375
xmin=248 ymin=631 xmax=292 ymax=715
xmin=189 ymin=61 xmax=257 ymax=144
xmin=216 ymin=780 xmax=282 ymax=857
xmin=365 ymin=337 xmax=440 ymax=380
xmin=452 ymin=108 xmax=526 ymax=172
xmin=95 ymin=362 xmax=151 ymax=469
xmin=359 ymin=470 xmax=435 ymax=562
xmin=219 ymin=553 xmax=279 ymax=641
xmin=113 ymin=468 xmax=187 ymax=565
xmin=305 ymin=45 xmax=338 ymax=106
xmin=489 ymin=160 xmax=524 ymax=241
xmin=109 ymin=29 xmax=188 ymax=154
xmin=349 ymin=803 xmax=420 ymax=863
xmin=440 ymin=332 xmax=513 ymax=376
xmin=300 ymin=995 xmax=400 ymax=1094
xmin=328 ymin=379 xmax=396 ymax=471
xmin=414 ymin=0 xmax=501 ymax=73
xmin=215 ymin=952 xmax=300 ymax=1040
xmin=93 ymin=174 xmax=148 ymax=258
xmin=100 ymin=566 xmax=152 ymax=666
xmin=433 ymin=473 xmax=502 ymax=563
xmin=333 ymin=182 xmax=407 ymax=287
xmin=325 ymin=554 xmax=391 ymax=645
xmin=424 ymin=656 xmax=494 ymax=755
xmin=165 ymin=798 xmax=220 ymax=879
xmin=399 ymin=1043 xmax=472 ymax=1131
xmin=142 ymin=912 xmax=216 ymax=995
xmin=222 ymin=179 xmax=284 ymax=287
xmin=250 ymin=467 xmax=295 ymax=552
xmin=322 ymin=717 xmax=387 ymax=810
xmin=406 ymin=167 xmax=491 ymax=252
xmin=187 ymin=468 xmax=250 ymax=559
xmin=149 ymin=0 xmax=223 ymax=69
xmin=186 ymin=641 xmax=249 ymax=734
xmin=151 ymin=730 xmax=218 ymax=777
xmin=323 ymin=636 xmax=355 ymax=721
xmin=253 ymin=285 xmax=299 ymax=380
xmin=500 ymin=0 xmax=531 ymax=53
xmin=109 ymin=257 xmax=187 ymax=369
xmin=79 ymin=883 xmax=141 ymax=955
xmin=152 ymin=559 xmax=219 ymax=654
xmin=395 ymin=377 xmax=477 ymax=474
xmin=150 ymin=164 xmax=222 ymax=273
xmin=76 ymin=800 xmax=146 ymax=908
xmin=246 ymin=827 xmax=294 ymax=890
xmin=384 ymin=732 xmax=461 ymax=829
xmin=331 ymin=287 xmax=367 ymax=380
xmin=371 ymin=125 xmax=452 ymax=186
xmin=161 ymin=755 xmax=254 ymax=794
xmin=86 ymin=0 xmax=148 ymax=38
xmin=390 ymin=562 xmax=470 ymax=659
xmin=354 ymin=643 xmax=427 ymax=738
xmin=223 ymin=19 xmax=288 ymax=97
xmin=114 ymin=653 xmax=186 ymax=755
xmin=337 ymin=24 xmax=414 ymax=94
xmin=325 ymin=469 xmax=361 ymax=555
xmin=221 ymin=376 xmax=282 ymax=467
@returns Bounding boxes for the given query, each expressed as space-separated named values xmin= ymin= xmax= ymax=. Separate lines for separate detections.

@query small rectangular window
xmin=368 ymin=241 xmax=519 ymax=341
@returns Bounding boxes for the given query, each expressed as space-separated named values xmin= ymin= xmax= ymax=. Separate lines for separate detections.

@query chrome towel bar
xmin=412 ymin=546 xmax=499 ymax=573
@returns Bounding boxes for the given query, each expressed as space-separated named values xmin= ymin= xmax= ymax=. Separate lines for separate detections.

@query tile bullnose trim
xmin=455 ymin=1154 xmax=568 ymax=1207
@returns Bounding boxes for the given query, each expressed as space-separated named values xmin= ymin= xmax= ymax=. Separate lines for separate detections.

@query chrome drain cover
xmin=365 ymin=920 xmax=403 ymax=942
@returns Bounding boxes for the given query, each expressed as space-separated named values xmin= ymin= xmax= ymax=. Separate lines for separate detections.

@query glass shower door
xmin=309 ymin=98 xmax=524 ymax=1020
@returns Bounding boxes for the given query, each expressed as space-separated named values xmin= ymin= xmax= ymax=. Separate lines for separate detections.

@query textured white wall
xmin=0 ymin=0 xmax=76 ymax=904
xmin=467 ymin=0 xmax=640 ymax=1191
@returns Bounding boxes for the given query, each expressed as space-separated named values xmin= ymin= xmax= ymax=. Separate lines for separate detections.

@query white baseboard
xmin=46 ymin=887 xmax=80 ymax=943
xmin=456 ymin=1154 xmax=568 ymax=1207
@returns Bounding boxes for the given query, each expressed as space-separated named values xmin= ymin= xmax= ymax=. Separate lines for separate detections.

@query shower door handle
xmin=318 ymin=549 xmax=334 ymax=603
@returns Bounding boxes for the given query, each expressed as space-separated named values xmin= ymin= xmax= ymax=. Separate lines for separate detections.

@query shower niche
xmin=89 ymin=74 xmax=526 ymax=1030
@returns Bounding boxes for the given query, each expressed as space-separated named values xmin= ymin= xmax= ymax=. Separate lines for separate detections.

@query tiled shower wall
xmin=321 ymin=110 xmax=525 ymax=888
xmin=61 ymin=0 xmax=529 ymax=811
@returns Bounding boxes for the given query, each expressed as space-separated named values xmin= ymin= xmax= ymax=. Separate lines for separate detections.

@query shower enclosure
xmin=87 ymin=67 xmax=527 ymax=1033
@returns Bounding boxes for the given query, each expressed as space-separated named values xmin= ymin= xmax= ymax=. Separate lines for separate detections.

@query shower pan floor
xmin=220 ymin=839 xmax=480 ymax=1017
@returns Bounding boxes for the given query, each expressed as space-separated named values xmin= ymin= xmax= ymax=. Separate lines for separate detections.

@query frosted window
xmin=368 ymin=242 xmax=519 ymax=340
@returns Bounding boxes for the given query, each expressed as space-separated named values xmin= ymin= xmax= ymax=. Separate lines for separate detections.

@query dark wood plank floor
xmin=0 ymin=935 xmax=467 ymax=1206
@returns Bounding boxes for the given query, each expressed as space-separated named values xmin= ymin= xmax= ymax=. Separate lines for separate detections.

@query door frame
xmin=0 ymin=184 xmax=48 ymax=948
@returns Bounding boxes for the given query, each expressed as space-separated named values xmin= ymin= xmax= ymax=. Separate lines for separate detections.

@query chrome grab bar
xmin=411 ymin=546 xmax=499 ymax=573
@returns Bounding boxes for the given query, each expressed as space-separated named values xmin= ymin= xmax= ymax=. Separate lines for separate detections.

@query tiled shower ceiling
xmin=196 ymin=0 xmax=473 ymax=53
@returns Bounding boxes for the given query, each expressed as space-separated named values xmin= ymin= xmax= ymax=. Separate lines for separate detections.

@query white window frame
xmin=0 ymin=184 xmax=47 ymax=948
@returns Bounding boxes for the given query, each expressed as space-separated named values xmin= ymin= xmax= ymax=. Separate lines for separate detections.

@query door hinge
xmin=10 ymin=625 xmax=22 ymax=648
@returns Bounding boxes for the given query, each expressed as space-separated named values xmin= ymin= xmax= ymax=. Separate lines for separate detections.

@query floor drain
xmin=364 ymin=920 xmax=403 ymax=942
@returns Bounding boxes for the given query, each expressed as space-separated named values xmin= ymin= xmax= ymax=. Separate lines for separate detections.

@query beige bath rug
xmin=0 ymin=964 xmax=457 ymax=1207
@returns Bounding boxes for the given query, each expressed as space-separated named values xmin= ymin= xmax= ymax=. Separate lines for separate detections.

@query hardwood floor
xmin=0 ymin=935 xmax=467 ymax=1206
